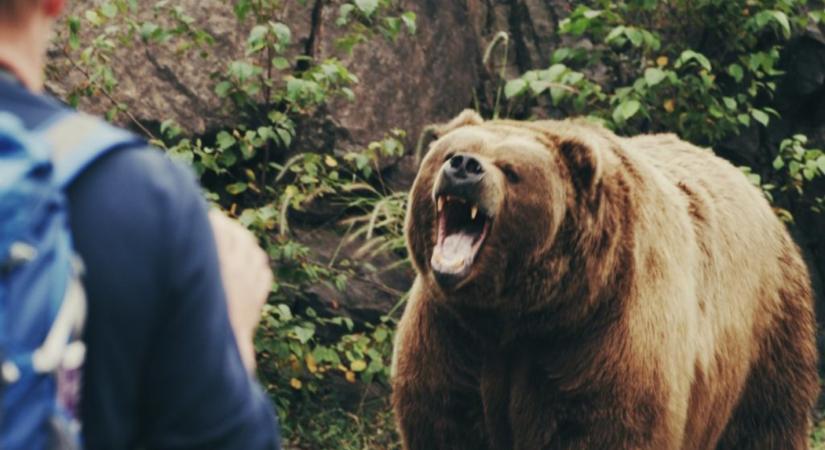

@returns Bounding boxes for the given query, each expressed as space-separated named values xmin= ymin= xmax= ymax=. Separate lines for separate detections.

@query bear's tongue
xmin=430 ymin=195 xmax=490 ymax=279
xmin=437 ymin=232 xmax=476 ymax=269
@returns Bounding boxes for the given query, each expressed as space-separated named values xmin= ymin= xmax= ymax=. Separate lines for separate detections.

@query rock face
xmin=49 ymin=0 xmax=248 ymax=134
xmin=50 ymin=0 xmax=480 ymax=153
xmin=47 ymin=1 xmax=825 ymax=333
xmin=316 ymin=0 xmax=480 ymax=154
xmin=293 ymin=227 xmax=412 ymax=324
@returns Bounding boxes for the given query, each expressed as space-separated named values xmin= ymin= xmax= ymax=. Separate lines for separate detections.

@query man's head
xmin=0 ymin=0 xmax=26 ymax=16
xmin=0 ymin=0 xmax=65 ymax=91
xmin=0 ymin=0 xmax=63 ymax=23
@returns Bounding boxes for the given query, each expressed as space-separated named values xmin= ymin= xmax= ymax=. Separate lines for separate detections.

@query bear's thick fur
xmin=391 ymin=111 xmax=819 ymax=450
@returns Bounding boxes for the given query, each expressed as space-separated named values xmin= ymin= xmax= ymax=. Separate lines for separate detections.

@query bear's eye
xmin=499 ymin=163 xmax=520 ymax=183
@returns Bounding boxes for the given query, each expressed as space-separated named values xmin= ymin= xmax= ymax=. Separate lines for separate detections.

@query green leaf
xmin=803 ymin=167 xmax=815 ymax=180
xmin=773 ymin=156 xmax=785 ymax=170
xmin=546 ymin=64 xmax=566 ymax=80
xmin=292 ymin=325 xmax=315 ymax=344
xmin=728 ymin=63 xmax=744 ymax=82
xmin=216 ymin=131 xmax=237 ymax=150
xmin=383 ymin=17 xmax=402 ymax=40
xmin=676 ymin=50 xmax=711 ymax=71
xmin=234 ymin=0 xmax=251 ymax=20
xmin=817 ymin=156 xmax=825 ymax=175
xmin=737 ymin=113 xmax=751 ymax=127
xmin=551 ymin=48 xmax=572 ymax=63
xmin=354 ymin=0 xmax=379 ymax=17
xmin=567 ymin=18 xmax=591 ymax=36
xmin=286 ymin=78 xmax=305 ymax=100
xmin=644 ymin=68 xmax=666 ymax=86
xmin=722 ymin=97 xmax=737 ymax=110
xmin=215 ymin=81 xmax=232 ymax=98
xmin=248 ymin=24 xmax=268 ymax=44
xmin=617 ymin=99 xmax=641 ymax=121
xmin=271 ymin=22 xmax=291 ymax=44
xmin=68 ymin=16 xmax=81 ymax=49
xmin=401 ymin=12 xmax=417 ymax=34
xmin=625 ymin=28 xmax=643 ymax=47
xmin=277 ymin=128 xmax=293 ymax=147
xmin=229 ymin=61 xmax=260 ymax=81
xmin=226 ymin=182 xmax=248 ymax=195
xmin=504 ymin=79 xmax=527 ymax=98
xmin=789 ymin=160 xmax=801 ymax=177
xmin=85 ymin=10 xmax=102 ymax=26
xmin=605 ymin=26 xmax=625 ymax=44
xmin=101 ymin=2 xmax=118 ymax=19
xmin=751 ymin=109 xmax=770 ymax=127
xmin=770 ymin=11 xmax=791 ymax=38
xmin=337 ymin=4 xmax=355 ymax=26
xmin=373 ymin=327 xmax=389 ymax=343
xmin=140 ymin=22 xmax=159 ymax=40
xmin=641 ymin=30 xmax=661 ymax=51
xmin=272 ymin=56 xmax=290 ymax=70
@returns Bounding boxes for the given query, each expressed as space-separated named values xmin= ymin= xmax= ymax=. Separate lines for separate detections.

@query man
xmin=0 ymin=0 xmax=282 ymax=448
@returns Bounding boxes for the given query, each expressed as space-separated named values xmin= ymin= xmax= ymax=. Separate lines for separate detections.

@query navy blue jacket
xmin=0 ymin=73 xmax=281 ymax=450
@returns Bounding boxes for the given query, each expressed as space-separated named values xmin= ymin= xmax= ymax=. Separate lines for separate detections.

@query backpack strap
xmin=35 ymin=112 xmax=147 ymax=189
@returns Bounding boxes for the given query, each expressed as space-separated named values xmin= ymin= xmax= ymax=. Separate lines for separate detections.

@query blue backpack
xmin=0 ymin=111 xmax=143 ymax=450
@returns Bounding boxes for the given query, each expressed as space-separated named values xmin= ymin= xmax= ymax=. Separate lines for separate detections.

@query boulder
xmin=48 ymin=0 xmax=481 ymax=157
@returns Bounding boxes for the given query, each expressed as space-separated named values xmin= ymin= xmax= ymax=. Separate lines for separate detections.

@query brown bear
xmin=391 ymin=110 xmax=819 ymax=450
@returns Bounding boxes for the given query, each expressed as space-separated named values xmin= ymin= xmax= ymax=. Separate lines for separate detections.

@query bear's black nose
xmin=444 ymin=154 xmax=485 ymax=186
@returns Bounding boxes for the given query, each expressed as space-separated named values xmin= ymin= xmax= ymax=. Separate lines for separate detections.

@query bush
xmin=492 ymin=0 xmax=825 ymax=220
xmin=51 ymin=0 xmax=825 ymax=447
xmin=53 ymin=1 xmax=414 ymax=448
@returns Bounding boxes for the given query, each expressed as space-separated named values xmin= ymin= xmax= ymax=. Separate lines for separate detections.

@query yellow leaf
xmin=324 ymin=155 xmax=338 ymax=167
xmin=284 ymin=185 xmax=299 ymax=197
xmin=656 ymin=56 xmax=668 ymax=67
xmin=290 ymin=378 xmax=302 ymax=390
xmin=663 ymin=99 xmax=675 ymax=113
xmin=345 ymin=371 xmax=356 ymax=383
xmin=351 ymin=360 xmax=367 ymax=372
xmin=305 ymin=354 xmax=318 ymax=374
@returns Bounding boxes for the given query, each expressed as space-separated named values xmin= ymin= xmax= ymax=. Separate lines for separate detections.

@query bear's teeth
xmin=471 ymin=206 xmax=478 ymax=220
xmin=437 ymin=197 xmax=444 ymax=212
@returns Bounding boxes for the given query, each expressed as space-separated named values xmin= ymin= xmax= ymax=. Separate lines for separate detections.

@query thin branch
xmin=62 ymin=46 xmax=158 ymax=140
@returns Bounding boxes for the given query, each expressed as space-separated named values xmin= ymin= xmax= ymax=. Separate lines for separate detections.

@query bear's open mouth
xmin=431 ymin=194 xmax=490 ymax=284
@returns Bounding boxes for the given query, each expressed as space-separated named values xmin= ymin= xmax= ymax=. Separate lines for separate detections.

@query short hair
xmin=0 ymin=0 xmax=32 ymax=17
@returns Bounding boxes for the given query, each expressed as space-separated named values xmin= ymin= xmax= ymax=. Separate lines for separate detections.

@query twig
xmin=484 ymin=31 xmax=510 ymax=119
xmin=62 ymin=46 xmax=158 ymax=140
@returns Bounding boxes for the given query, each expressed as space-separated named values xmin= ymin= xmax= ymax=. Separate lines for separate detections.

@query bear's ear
xmin=558 ymin=136 xmax=603 ymax=192
xmin=435 ymin=109 xmax=484 ymax=137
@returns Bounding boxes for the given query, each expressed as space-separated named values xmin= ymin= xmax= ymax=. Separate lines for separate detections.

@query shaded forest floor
xmin=282 ymin=405 xmax=825 ymax=449
xmin=812 ymin=417 xmax=825 ymax=449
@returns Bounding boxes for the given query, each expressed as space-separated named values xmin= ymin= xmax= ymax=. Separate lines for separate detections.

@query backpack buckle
xmin=1 ymin=361 xmax=20 ymax=384
xmin=1 ymin=241 xmax=38 ymax=274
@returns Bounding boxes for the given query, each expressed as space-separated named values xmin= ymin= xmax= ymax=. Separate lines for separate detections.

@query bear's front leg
xmin=498 ymin=348 xmax=687 ymax=450
xmin=393 ymin=381 xmax=489 ymax=450
xmin=391 ymin=289 xmax=490 ymax=450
